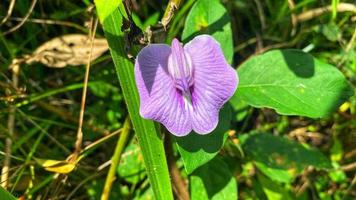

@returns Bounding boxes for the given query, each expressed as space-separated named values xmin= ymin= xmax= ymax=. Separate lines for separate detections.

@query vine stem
xmin=101 ymin=117 xmax=131 ymax=200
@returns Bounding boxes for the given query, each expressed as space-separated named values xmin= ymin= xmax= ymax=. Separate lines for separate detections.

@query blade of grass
xmin=331 ymin=0 xmax=340 ymax=21
xmin=94 ymin=1 xmax=174 ymax=199
xmin=15 ymin=81 xmax=101 ymax=108
xmin=101 ymin=117 xmax=131 ymax=200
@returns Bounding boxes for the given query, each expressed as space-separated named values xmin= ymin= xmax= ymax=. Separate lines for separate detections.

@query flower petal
xmin=184 ymin=35 xmax=238 ymax=134
xmin=135 ymin=44 xmax=192 ymax=136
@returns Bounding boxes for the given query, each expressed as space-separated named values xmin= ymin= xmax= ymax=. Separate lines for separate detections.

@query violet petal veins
xmin=134 ymin=35 xmax=238 ymax=136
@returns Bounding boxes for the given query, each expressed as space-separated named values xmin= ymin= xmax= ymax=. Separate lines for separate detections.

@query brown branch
xmin=287 ymin=0 xmax=297 ymax=36
xmin=165 ymin=135 xmax=190 ymax=200
xmin=2 ymin=17 xmax=87 ymax=32
xmin=3 ymin=0 xmax=38 ymax=35
xmin=341 ymin=162 xmax=356 ymax=172
xmin=0 ymin=0 xmax=16 ymax=25
xmin=296 ymin=3 xmax=356 ymax=22
xmin=253 ymin=0 xmax=266 ymax=30
xmin=345 ymin=149 xmax=356 ymax=160
xmin=1 ymin=65 xmax=19 ymax=188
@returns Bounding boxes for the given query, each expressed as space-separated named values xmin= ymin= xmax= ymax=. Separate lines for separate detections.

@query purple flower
xmin=134 ymin=35 xmax=238 ymax=136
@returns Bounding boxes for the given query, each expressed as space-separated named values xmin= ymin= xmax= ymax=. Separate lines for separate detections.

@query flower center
xmin=168 ymin=39 xmax=194 ymax=96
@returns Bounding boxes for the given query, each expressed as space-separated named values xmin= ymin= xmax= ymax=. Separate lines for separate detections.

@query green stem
xmin=101 ymin=117 xmax=131 ymax=200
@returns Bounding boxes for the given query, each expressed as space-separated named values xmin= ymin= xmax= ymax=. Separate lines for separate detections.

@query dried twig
xmin=0 ymin=0 xmax=16 ymax=25
xmin=253 ymin=0 xmax=266 ymax=30
xmin=346 ymin=28 xmax=356 ymax=52
xmin=0 ymin=65 xmax=19 ymax=189
xmin=345 ymin=149 xmax=356 ymax=160
xmin=73 ymin=17 xmax=99 ymax=159
xmin=161 ymin=0 xmax=182 ymax=30
xmin=3 ymin=0 xmax=38 ymax=35
xmin=343 ymin=175 xmax=356 ymax=200
xmin=287 ymin=0 xmax=297 ymax=36
xmin=82 ymin=128 xmax=122 ymax=153
xmin=296 ymin=3 xmax=356 ymax=22
xmin=3 ymin=17 xmax=86 ymax=32
xmin=341 ymin=162 xmax=356 ymax=172
xmin=165 ymin=134 xmax=190 ymax=200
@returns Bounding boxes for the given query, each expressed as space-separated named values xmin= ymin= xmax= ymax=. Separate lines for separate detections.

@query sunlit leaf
xmin=236 ymin=49 xmax=353 ymax=118
xmin=182 ymin=0 xmax=233 ymax=63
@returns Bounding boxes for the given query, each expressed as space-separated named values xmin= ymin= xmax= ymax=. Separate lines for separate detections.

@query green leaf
xmin=94 ymin=1 xmax=173 ymax=199
xmin=143 ymin=12 xmax=160 ymax=30
xmin=117 ymin=141 xmax=146 ymax=184
xmin=95 ymin=0 xmax=122 ymax=23
xmin=229 ymin=94 xmax=249 ymax=121
xmin=236 ymin=49 xmax=353 ymax=118
xmin=328 ymin=162 xmax=347 ymax=183
xmin=0 ymin=187 xmax=17 ymax=200
xmin=257 ymin=173 xmax=293 ymax=200
xmin=190 ymin=156 xmax=237 ymax=200
xmin=182 ymin=0 xmax=233 ymax=63
xmin=240 ymin=133 xmax=332 ymax=183
xmin=319 ymin=23 xmax=341 ymax=42
xmin=175 ymin=105 xmax=232 ymax=174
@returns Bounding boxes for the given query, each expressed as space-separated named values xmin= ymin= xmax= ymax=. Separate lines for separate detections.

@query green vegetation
xmin=1 ymin=0 xmax=355 ymax=199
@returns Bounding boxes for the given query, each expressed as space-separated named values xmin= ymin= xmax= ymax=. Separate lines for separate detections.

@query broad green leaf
xmin=0 ymin=187 xmax=17 ymax=200
xmin=94 ymin=1 xmax=173 ymax=199
xmin=117 ymin=142 xmax=146 ymax=184
xmin=240 ymin=133 xmax=332 ymax=183
xmin=236 ymin=49 xmax=353 ymax=118
xmin=257 ymin=173 xmax=293 ymax=200
xmin=190 ymin=156 xmax=237 ymax=200
xmin=182 ymin=0 xmax=233 ymax=63
xmin=175 ymin=105 xmax=232 ymax=174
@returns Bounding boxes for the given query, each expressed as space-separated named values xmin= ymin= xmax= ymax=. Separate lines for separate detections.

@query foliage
xmin=0 ymin=0 xmax=355 ymax=199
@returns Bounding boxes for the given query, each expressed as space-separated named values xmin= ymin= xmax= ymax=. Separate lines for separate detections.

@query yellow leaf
xmin=339 ymin=102 xmax=350 ymax=112
xmin=35 ymin=158 xmax=76 ymax=174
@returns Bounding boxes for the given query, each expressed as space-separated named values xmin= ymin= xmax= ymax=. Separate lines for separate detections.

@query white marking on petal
xmin=168 ymin=38 xmax=194 ymax=95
